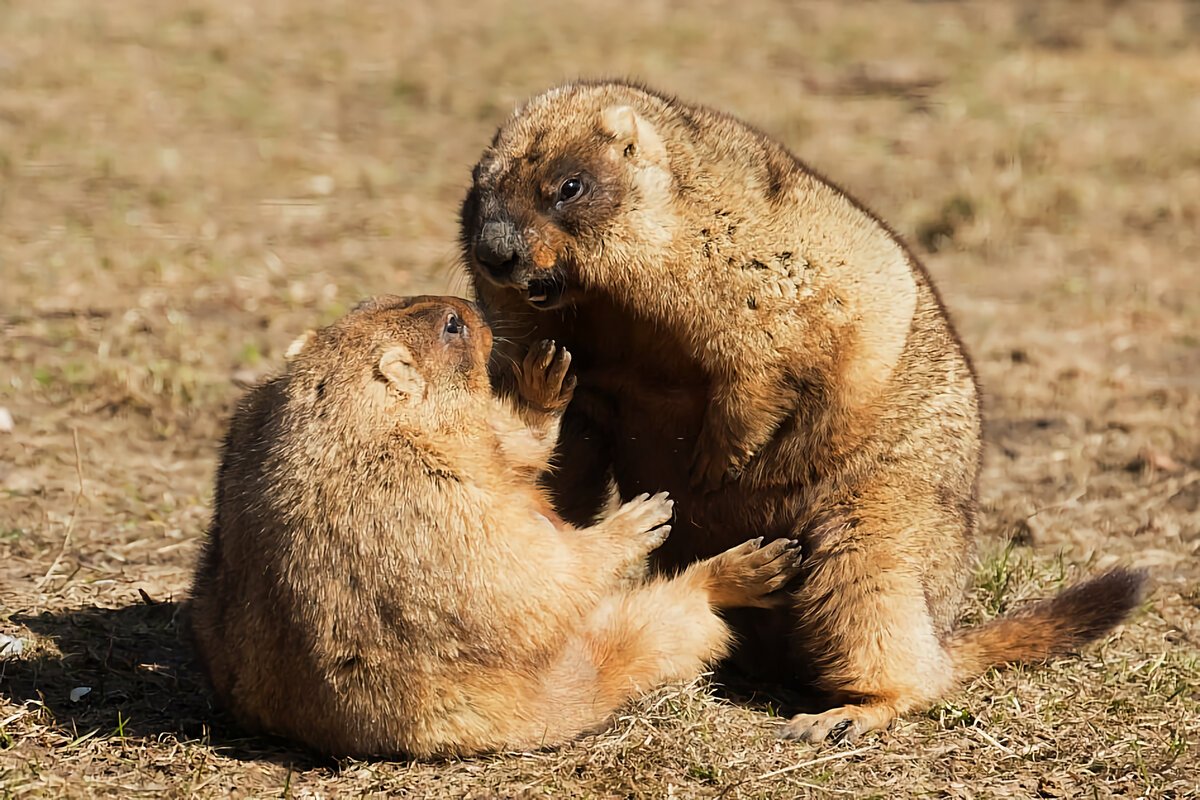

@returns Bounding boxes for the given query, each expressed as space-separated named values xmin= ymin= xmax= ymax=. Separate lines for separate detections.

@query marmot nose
xmin=474 ymin=220 xmax=521 ymax=277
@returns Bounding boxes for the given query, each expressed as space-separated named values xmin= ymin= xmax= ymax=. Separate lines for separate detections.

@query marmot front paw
xmin=600 ymin=491 xmax=674 ymax=556
xmin=700 ymin=537 xmax=803 ymax=608
xmin=517 ymin=339 xmax=577 ymax=414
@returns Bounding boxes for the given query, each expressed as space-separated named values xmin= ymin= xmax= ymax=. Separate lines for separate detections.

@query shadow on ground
xmin=1 ymin=600 xmax=829 ymax=762
xmin=0 ymin=601 xmax=327 ymax=767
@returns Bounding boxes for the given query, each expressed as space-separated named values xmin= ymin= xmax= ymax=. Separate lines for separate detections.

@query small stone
xmin=0 ymin=407 xmax=13 ymax=433
xmin=70 ymin=686 xmax=92 ymax=703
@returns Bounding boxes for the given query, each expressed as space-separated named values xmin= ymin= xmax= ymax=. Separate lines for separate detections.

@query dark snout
xmin=464 ymin=209 xmax=572 ymax=310
xmin=473 ymin=220 xmax=521 ymax=279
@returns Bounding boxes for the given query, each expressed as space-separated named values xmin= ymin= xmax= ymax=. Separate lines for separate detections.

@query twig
xmin=971 ymin=725 xmax=1015 ymax=756
xmin=718 ymin=744 xmax=877 ymax=797
xmin=749 ymin=745 xmax=877 ymax=782
xmin=0 ymin=708 xmax=32 ymax=728
xmin=787 ymin=781 xmax=858 ymax=796
xmin=37 ymin=428 xmax=84 ymax=589
xmin=1 ymin=307 xmax=112 ymax=327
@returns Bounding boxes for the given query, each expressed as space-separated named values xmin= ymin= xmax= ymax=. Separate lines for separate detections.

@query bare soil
xmin=2 ymin=1 xmax=1197 ymax=797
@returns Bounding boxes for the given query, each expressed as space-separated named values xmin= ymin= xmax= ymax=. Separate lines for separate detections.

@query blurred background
xmin=1 ymin=1 xmax=1197 ymax=796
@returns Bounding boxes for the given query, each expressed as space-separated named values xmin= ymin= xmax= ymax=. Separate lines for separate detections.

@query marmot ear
xmin=284 ymin=330 xmax=315 ymax=368
xmin=378 ymin=345 xmax=425 ymax=398
xmin=600 ymin=105 xmax=666 ymax=162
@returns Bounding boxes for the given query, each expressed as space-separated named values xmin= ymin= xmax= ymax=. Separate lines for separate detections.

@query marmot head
xmin=284 ymin=295 xmax=494 ymax=430
xmin=461 ymin=81 xmax=678 ymax=311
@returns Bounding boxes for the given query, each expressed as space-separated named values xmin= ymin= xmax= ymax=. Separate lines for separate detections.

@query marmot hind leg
xmin=778 ymin=501 xmax=1145 ymax=743
xmin=531 ymin=537 xmax=805 ymax=742
xmin=779 ymin=499 xmax=969 ymax=743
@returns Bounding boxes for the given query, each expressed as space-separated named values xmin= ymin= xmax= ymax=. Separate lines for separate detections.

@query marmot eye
xmin=556 ymin=177 xmax=583 ymax=205
xmin=444 ymin=313 xmax=464 ymax=336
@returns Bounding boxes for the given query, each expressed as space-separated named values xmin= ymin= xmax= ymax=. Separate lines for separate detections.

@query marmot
xmin=460 ymin=81 xmax=1147 ymax=743
xmin=188 ymin=294 xmax=804 ymax=758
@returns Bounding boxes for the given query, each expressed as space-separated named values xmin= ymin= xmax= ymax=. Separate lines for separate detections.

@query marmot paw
xmin=703 ymin=537 xmax=803 ymax=608
xmin=517 ymin=339 xmax=577 ymax=413
xmin=602 ymin=491 xmax=674 ymax=554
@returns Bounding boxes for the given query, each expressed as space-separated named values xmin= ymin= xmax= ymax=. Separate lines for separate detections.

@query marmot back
xmin=189 ymin=293 xmax=805 ymax=757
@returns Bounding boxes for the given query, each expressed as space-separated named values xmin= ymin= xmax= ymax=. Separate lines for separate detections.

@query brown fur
xmin=459 ymin=81 xmax=1148 ymax=743
xmin=188 ymin=294 xmax=804 ymax=758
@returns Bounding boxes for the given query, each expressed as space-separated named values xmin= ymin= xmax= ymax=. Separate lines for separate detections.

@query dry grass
xmin=1 ymin=0 xmax=1198 ymax=797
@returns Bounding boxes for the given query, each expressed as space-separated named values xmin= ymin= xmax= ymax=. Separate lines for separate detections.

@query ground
xmin=1 ymin=1 xmax=1198 ymax=797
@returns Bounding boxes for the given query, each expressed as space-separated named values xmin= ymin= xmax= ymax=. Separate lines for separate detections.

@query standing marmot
xmin=188 ymin=294 xmax=803 ymax=758
xmin=460 ymin=81 xmax=1146 ymax=743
